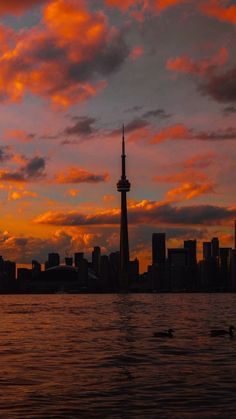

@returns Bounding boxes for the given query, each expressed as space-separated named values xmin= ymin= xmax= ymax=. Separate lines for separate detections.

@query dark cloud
xmin=35 ymin=203 xmax=236 ymax=227
xmin=24 ymin=157 xmax=45 ymax=179
xmin=0 ymin=146 xmax=12 ymax=162
xmin=95 ymin=32 xmax=129 ymax=76
xmin=142 ymin=108 xmax=172 ymax=119
xmin=194 ymin=128 xmax=236 ymax=141
xmin=223 ymin=106 xmax=236 ymax=114
xmin=125 ymin=106 xmax=143 ymax=113
xmin=0 ymin=156 xmax=46 ymax=182
xmin=111 ymin=119 xmax=149 ymax=136
xmin=64 ymin=117 xmax=97 ymax=137
xmin=201 ymin=67 xmax=236 ymax=103
xmin=55 ymin=168 xmax=109 ymax=184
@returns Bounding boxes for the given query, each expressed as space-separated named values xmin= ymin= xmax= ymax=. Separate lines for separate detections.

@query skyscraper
xmin=234 ymin=220 xmax=236 ymax=249
xmin=117 ymin=126 xmax=131 ymax=288
xmin=211 ymin=237 xmax=219 ymax=258
xmin=152 ymin=233 xmax=166 ymax=265
xmin=184 ymin=240 xmax=197 ymax=266
xmin=92 ymin=246 xmax=101 ymax=276
xmin=203 ymin=242 xmax=211 ymax=260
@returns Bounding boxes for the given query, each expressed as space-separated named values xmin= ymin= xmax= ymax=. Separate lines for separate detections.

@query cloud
xmin=200 ymin=0 xmax=236 ymax=26
xmin=5 ymin=130 xmax=36 ymax=142
xmin=154 ymin=171 xmax=209 ymax=183
xmin=34 ymin=201 xmax=236 ymax=227
xmin=8 ymin=190 xmax=38 ymax=201
xmin=0 ymin=0 xmax=130 ymax=106
xmin=200 ymin=66 xmax=236 ymax=103
xmin=105 ymin=0 xmax=236 ymax=27
xmin=223 ymin=106 xmax=236 ymax=114
xmin=195 ymin=127 xmax=236 ymax=140
xmin=182 ymin=152 xmax=216 ymax=169
xmin=66 ymin=189 xmax=80 ymax=197
xmin=64 ymin=117 xmax=97 ymax=137
xmin=164 ymin=182 xmax=216 ymax=201
xmin=0 ymin=228 xmax=99 ymax=263
xmin=149 ymin=124 xmax=192 ymax=143
xmin=104 ymin=0 xmax=189 ymax=18
xmin=130 ymin=45 xmax=144 ymax=60
xmin=55 ymin=167 xmax=109 ymax=184
xmin=166 ymin=47 xmax=228 ymax=77
xmin=125 ymin=105 xmax=143 ymax=113
xmin=0 ymin=145 xmax=12 ymax=162
xmin=0 ymin=156 xmax=46 ymax=183
xmin=0 ymin=0 xmax=48 ymax=16
xmin=111 ymin=119 xmax=149 ymax=137
xmin=142 ymin=108 xmax=172 ymax=119
xmin=149 ymin=124 xmax=236 ymax=144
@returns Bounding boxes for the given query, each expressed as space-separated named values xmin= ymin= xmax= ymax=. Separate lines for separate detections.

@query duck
xmin=210 ymin=325 xmax=234 ymax=337
xmin=153 ymin=328 xmax=174 ymax=338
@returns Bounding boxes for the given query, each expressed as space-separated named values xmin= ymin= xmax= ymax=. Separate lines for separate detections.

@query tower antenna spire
xmin=122 ymin=124 xmax=125 ymax=155
xmin=122 ymin=125 xmax=126 ymax=179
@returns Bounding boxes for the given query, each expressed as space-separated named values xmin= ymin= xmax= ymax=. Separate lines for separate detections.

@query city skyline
xmin=0 ymin=1 xmax=235 ymax=271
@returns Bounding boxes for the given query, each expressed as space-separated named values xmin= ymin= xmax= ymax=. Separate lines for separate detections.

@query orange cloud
xmin=5 ymin=130 xmax=35 ymax=142
xmin=166 ymin=47 xmax=228 ymax=77
xmin=182 ymin=152 xmax=215 ymax=169
xmin=67 ymin=189 xmax=80 ymax=197
xmin=149 ymin=124 xmax=192 ymax=144
xmin=153 ymin=0 xmax=188 ymax=13
xmin=200 ymin=0 xmax=236 ymax=26
xmin=103 ymin=194 xmax=116 ymax=203
xmin=130 ymin=45 xmax=144 ymax=60
xmin=0 ymin=0 xmax=128 ymax=106
xmin=155 ymin=170 xmax=208 ymax=183
xmin=55 ymin=167 xmax=109 ymax=184
xmin=105 ymin=0 xmax=188 ymax=16
xmin=0 ymin=0 xmax=48 ymax=16
xmin=8 ymin=190 xmax=38 ymax=201
xmin=165 ymin=182 xmax=215 ymax=201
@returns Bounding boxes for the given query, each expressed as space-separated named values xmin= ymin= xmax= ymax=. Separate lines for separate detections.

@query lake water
xmin=0 ymin=293 xmax=236 ymax=418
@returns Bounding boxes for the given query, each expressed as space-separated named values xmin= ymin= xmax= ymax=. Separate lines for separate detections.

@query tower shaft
xmin=120 ymin=190 xmax=129 ymax=274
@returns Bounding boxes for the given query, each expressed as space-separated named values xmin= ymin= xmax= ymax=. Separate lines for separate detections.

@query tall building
xmin=184 ymin=240 xmax=197 ymax=266
xmin=203 ymin=242 xmax=211 ymax=260
xmin=92 ymin=246 xmax=101 ymax=276
xmin=234 ymin=220 xmax=236 ymax=249
xmin=74 ymin=252 xmax=84 ymax=267
xmin=48 ymin=253 xmax=60 ymax=268
xmin=168 ymin=249 xmax=188 ymax=267
xmin=152 ymin=233 xmax=166 ymax=265
xmin=117 ymin=126 xmax=131 ymax=288
xmin=211 ymin=237 xmax=219 ymax=258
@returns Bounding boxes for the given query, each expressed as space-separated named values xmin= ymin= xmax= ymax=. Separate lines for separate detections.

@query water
xmin=0 ymin=294 xmax=236 ymax=418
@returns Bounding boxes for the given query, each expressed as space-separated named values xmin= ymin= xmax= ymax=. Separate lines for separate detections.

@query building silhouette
xmin=117 ymin=126 xmax=131 ymax=289
xmin=152 ymin=233 xmax=166 ymax=265
xmin=184 ymin=240 xmax=197 ymax=266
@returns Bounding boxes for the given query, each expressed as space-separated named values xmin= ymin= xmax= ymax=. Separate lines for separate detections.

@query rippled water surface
xmin=0 ymin=293 xmax=236 ymax=418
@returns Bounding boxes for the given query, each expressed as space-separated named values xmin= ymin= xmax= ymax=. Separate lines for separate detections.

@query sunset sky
xmin=0 ymin=0 xmax=236 ymax=271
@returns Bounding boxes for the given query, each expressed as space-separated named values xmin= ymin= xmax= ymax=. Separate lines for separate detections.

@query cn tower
xmin=117 ymin=126 xmax=131 ymax=288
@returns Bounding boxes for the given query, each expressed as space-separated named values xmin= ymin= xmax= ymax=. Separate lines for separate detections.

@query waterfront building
xmin=152 ymin=233 xmax=166 ymax=266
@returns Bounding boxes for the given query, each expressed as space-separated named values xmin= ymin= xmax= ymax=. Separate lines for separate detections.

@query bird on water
xmin=210 ymin=325 xmax=234 ymax=337
xmin=153 ymin=329 xmax=174 ymax=338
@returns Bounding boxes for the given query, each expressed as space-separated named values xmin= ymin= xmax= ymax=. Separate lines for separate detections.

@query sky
xmin=0 ymin=0 xmax=236 ymax=271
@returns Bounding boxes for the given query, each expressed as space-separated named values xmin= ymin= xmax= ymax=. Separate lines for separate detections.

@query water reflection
xmin=0 ymin=294 xmax=235 ymax=418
